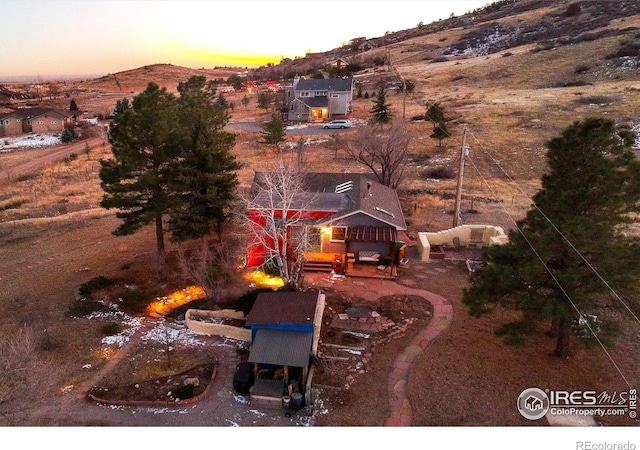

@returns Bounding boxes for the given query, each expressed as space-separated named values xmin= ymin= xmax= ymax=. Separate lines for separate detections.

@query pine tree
xmin=370 ymin=86 xmax=392 ymax=126
xmin=463 ymin=117 xmax=640 ymax=357
xmin=112 ymin=98 xmax=130 ymax=119
xmin=426 ymin=102 xmax=451 ymax=147
xmin=168 ymin=76 xmax=241 ymax=241
xmin=69 ymin=99 xmax=79 ymax=111
xmin=260 ymin=113 xmax=286 ymax=148
xmin=430 ymin=122 xmax=451 ymax=147
xmin=99 ymin=83 xmax=182 ymax=272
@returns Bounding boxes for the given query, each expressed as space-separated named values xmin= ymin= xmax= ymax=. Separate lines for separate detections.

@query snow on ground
xmin=86 ymin=301 xmax=246 ymax=351
xmin=140 ymin=321 xmax=207 ymax=347
xmin=285 ymin=124 xmax=309 ymax=130
xmin=1 ymin=132 xmax=62 ymax=151
xmin=86 ymin=310 xmax=143 ymax=347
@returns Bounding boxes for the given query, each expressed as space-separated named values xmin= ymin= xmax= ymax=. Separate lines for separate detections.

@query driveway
xmin=226 ymin=121 xmax=354 ymax=136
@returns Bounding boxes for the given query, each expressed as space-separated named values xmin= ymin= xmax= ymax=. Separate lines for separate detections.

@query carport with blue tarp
xmin=243 ymin=290 xmax=325 ymax=406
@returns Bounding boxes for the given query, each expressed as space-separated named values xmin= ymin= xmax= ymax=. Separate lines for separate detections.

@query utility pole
xmin=453 ymin=126 xmax=469 ymax=228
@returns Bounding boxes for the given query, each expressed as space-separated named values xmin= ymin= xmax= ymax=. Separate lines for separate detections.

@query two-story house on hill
xmin=284 ymin=76 xmax=353 ymax=123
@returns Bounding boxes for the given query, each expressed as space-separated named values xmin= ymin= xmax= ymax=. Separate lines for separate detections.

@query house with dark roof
xmin=247 ymin=172 xmax=407 ymax=276
xmin=284 ymin=76 xmax=353 ymax=123
xmin=0 ymin=85 xmax=29 ymax=102
xmin=326 ymin=57 xmax=349 ymax=69
xmin=244 ymin=290 xmax=325 ymax=406
xmin=0 ymin=108 xmax=81 ymax=137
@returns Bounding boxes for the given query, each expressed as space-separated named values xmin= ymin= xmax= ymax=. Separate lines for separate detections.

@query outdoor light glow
xmin=321 ymin=226 xmax=332 ymax=234
xmin=243 ymin=270 xmax=284 ymax=288
xmin=145 ymin=285 xmax=206 ymax=317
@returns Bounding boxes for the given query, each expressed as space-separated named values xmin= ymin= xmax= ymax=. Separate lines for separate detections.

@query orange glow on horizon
xmin=164 ymin=42 xmax=282 ymax=69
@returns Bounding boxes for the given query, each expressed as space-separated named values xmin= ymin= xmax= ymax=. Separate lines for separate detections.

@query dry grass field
xmin=1 ymin=0 xmax=640 ymax=427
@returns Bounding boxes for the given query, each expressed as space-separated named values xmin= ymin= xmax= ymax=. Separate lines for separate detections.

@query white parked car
xmin=323 ymin=119 xmax=352 ymax=129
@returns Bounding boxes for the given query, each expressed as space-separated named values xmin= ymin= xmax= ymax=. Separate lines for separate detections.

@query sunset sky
xmin=2 ymin=0 xmax=490 ymax=80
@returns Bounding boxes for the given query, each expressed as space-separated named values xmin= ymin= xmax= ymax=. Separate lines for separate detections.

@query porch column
xmin=389 ymin=241 xmax=397 ymax=277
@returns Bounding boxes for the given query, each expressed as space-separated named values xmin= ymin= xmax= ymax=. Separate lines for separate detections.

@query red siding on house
xmin=247 ymin=208 xmax=333 ymax=267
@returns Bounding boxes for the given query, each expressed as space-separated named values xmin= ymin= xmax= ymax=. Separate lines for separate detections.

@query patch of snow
xmin=343 ymin=331 xmax=371 ymax=339
xmin=0 ymin=132 xmax=62 ymax=150
xmin=140 ymin=322 xmax=206 ymax=347
xmin=86 ymin=310 xmax=143 ymax=347
xmin=225 ymin=419 xmax=240 ymax=427
xmin=233 ymin=393 xmax=250 ymax=404
xmin=339 ymin=348 xmax=362 ymax=355
xmin=143 ymin=406 xmax=192 ymax=415
xmin=285 ymin=124 xmax=309 ymax=130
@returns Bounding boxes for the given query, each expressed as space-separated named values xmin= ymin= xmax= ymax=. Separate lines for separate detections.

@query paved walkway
xmin=304 ymin=269 xmax=455 ymax=426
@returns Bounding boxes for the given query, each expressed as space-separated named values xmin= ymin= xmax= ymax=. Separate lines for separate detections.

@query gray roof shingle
xmin=248 ymin=328 xmax=313 ymax=367
xmin=295 ymin=77 xmax=353 ymax=92
xmin=250 ymin=172 xmax=406 ymax=231
xmin=246 ymin=290 xmax=320 ymax=326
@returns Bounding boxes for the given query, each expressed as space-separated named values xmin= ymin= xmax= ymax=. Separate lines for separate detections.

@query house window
xmin=37 ymin=121 xmax=43 ymax=125
xmin=331 ymin=94 xmax=339 ymax=98
xmin=315 ymin=91 xmax=327 ymax=96
xmin=308 ymin=227 xmax=322 ymax=252
xmin=330 ymin=226 xmax=347 ymax=242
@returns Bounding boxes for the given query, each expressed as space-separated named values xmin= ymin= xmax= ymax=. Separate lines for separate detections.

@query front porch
xmin=302 ymin=251 xmax=399 ymax=279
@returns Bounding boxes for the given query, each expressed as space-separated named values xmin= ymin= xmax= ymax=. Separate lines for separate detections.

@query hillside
xmin=2 ymin=0 xmax=640 ymax=428
xmin=4 ymin=0 xmax=640 ymax=223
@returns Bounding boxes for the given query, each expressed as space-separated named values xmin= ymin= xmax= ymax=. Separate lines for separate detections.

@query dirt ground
xmin=2 ymin=50 xmax=640 ymax=427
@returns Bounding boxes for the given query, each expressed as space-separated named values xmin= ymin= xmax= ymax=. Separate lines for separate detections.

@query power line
xmin=465 ymin=155 xmax=635 ymax=390
xmin=391 ymin=52 xmax=638 ymax=387
xmin=466 ymin=128 xmax=640 ymax=327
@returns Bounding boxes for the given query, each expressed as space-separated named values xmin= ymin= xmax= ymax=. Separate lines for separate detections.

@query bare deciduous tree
xmin=323 ymin=133 xmax=343 ymax=159
xmin=344 ymin=119 xmax=410 ymax=189
xmin=241 ymin=163 xmax=315 ymax=289
xmin=176 ymin=235 xmax=243 ymax=301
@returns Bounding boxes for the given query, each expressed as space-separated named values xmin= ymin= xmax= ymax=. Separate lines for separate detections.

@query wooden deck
xmin=301 ymin=251 xmax=397 ymax=279
xmin=345 ymin=261 xmax=396 ymax=279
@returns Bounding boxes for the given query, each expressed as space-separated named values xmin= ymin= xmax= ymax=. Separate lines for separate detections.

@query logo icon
xmin=517 ymin=387 xmax=550 ymax=420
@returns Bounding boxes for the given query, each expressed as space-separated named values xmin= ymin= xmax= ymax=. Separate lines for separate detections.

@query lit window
xmin=330 ymin=227 xmax=347 ymax=242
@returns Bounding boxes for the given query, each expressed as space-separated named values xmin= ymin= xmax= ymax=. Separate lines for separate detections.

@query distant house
xmin=357 ymin=40 xmax=377 ymax=52
xmin=247 ymin=172 xmax=407 ymax=276
xmin=326 ymin=57 xmax=349 ymax=69
xmin=0 ymin=108 xmax=81 ymax=137
xmin=245 ymin=290 xmax=325 ymax=405
xmin=284 ymin=76 xmax=354 ymax=123
xmin=0 ymin=85 xmax=29 ymax=102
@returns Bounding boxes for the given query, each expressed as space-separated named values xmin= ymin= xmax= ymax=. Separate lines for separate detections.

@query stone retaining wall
xmin=185 ymin=309 xmax=251 ymax=342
